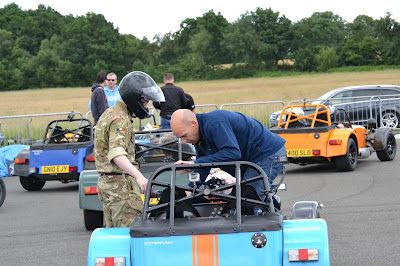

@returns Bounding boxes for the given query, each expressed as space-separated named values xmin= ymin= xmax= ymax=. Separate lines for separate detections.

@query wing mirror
xmin=367 ymin=118 xmax=377 ymax=129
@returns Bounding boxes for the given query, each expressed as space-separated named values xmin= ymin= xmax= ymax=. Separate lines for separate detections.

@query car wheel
xmin=19 ymin=176 xmax=45 ymax=191
xmin=335 ymin=138 xmax=357 ymax=171
xmin=381 ymin=111 xmax=399 ymax=128
xmin=0 ymin=179 xmax=6 ymax=207
xmin=376 ymin=132 xmax=397 ymax=161
xmin=84 ymin=209 xmax=104 ymax=230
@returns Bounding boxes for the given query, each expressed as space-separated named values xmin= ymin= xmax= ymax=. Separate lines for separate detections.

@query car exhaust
xmin=358 ymin=147 xmax=374 ymax=159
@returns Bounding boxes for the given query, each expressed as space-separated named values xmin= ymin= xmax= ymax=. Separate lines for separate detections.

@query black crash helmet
xmin=119 ymin=71 xmax=165 ymax=119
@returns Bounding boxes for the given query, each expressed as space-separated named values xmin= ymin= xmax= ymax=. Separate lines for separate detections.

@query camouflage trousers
xmin=97 ymin=173 xmax=143 ymax=227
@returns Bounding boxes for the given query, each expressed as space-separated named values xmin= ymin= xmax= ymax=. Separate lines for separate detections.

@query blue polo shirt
xmin=104 ymin=85 xmax=122 ymax=107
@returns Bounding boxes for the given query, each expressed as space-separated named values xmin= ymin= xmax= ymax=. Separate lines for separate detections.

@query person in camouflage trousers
xmin=95 ymin=71 xmax=165 ymax=227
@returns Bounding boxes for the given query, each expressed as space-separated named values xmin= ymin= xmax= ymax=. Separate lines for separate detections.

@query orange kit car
xmin=270 ymin=104 xmax=397 ymax=171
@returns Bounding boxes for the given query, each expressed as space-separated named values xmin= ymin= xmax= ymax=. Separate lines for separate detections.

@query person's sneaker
xmin=272 ymin=194 xmax=281 ymax=211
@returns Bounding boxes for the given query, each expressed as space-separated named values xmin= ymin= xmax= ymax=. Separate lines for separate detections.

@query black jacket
xmin=91 ymin=84 xmax=108 ymax=124
xmin=154 ymin=83 xmax=187 ymax=119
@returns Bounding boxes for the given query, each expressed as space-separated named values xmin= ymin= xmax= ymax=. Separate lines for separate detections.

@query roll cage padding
xmin=30 ymin=141 xmax=94 ymax=150
xmin=131 ymin=212 xmax=283 ymax=238
xmin=270 ymin=125 xmax=336 ymax=134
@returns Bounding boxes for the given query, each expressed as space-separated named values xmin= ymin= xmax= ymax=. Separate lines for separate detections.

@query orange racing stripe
xmin=193 ymin=234 xmax=219 ymax=266
xmin=214 ymin=234 xmax=219 ymax=266
xmin=192 ymin=235 xmax=196 ymax=266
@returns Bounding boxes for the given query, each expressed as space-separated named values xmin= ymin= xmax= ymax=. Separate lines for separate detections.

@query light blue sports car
xmin=87 ymin=160 xmax=330 ymax=266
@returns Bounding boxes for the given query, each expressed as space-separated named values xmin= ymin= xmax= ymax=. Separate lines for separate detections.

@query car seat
xmin=150 ymin=187 xmax=200 ymax=219
xmin=49 ymin=126 xmax=66 ymax=143
xmin=78 ymin=127 xmax=91 ymax=142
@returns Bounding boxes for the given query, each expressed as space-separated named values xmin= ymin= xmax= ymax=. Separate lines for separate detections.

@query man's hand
xmin=174 ymin=160 xmax=194 ymax=174
xmin=135 ymin=175 xmax=148 ymax=193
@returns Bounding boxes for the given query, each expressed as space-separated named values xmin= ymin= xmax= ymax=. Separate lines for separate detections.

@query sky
xmin=1 ymin=0 xmax=399 ymax=40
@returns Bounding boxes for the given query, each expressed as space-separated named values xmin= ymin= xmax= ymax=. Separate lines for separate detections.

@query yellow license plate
xmin=287 ymin=149 xmax=312 ymax=157
xmin=42 ymin=165 xmax=69 ymax=174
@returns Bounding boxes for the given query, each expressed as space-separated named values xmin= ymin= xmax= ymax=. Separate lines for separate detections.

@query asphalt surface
xmin=0 ymin=141 xmax=399 ymax=266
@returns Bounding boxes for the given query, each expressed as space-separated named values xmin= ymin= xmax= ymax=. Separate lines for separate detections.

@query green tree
xmin=21 ymin=5 xmax=65 ymax=55
xmin=174 ymin=10 xmax=229 ymax=66
xmin=8 ymin=68 xmax=24 ymax=90
xmin=290 ymin=11 xmax=347 ymax=71
xmin=61 ymin=12 xmax=125 ymax=85
xmin=359 ymin=37 xmax=380 ymax=65
xmin=21 ymin=37 xmax=64 ymax=88
xmin=223 ymin=8 xmax=292 ymax=69
xmin=249 ymin=8 xmax=292 ymax=68
xmin=0 ymin=3 xmax=28 ymax=37
xmin=154 ymin=33 xmax=180 ymax=66
xmin=0 ymin=62 xmax=6 ymax=89
xmin=188 ymin=26 xmax=211 ymax=72
xmin=340 ymin=38 xmax=363 ymax=66
xmin=0 ymin=29 xmax=13 ymax=59
xmin=221 ymin=15 xmax=257 ymax=64
xmin=316 ymin=47 xmax=338 ymax=71
xmin=374 ymin=13 xmax=400 ymax=65
xmin=339 ymin=36 xmax=380 ymax=66
xmin=347 ymin=15 xmax=376 ymax=42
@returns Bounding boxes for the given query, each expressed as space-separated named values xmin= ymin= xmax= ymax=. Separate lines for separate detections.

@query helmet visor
xmin=142 ymin=85 xmax=165 ymax=102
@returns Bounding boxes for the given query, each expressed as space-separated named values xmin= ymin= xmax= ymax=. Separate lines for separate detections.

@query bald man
xmin=171 ymin=109 xmax=286 ymax=200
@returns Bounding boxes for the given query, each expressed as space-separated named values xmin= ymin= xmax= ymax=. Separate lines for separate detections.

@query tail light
xmin=84 ymin=187 xmax=98 ymax=195
xmin=312 ymin=149 xmax=320 ymax=155
xmin=15 ymin=158 xmax=28 ymax=164
xmin=95 ymin=257 xmax=125 ymax=266
xmin=289 ymin=249 xmax=318 ymax=261
xmin=86 ymin=156 xmax=95 ymax=162
xmin=329 ymin=139 xmax=342 ymax=145
xmin=69 ymin=166 xmax=77 ymax=172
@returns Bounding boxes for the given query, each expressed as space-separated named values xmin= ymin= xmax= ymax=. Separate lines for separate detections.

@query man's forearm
xmin=113 ymin=155 xmax=148 ymax=192
xmin=113 ymin=155 xmax=144 ymax=179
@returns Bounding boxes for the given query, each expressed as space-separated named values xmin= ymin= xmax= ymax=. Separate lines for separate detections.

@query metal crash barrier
xmin=288 ymin=94 xmax=400 ymax=128
xmin=221 ymin=101 xmax=285 ymax=128
xmin=147 ymin=104 xmax=219 ymax=127
xmin=85 ymin=104 xmax=219 ymax=130
xmin=3 ymin=96 xmax=398 ymax=148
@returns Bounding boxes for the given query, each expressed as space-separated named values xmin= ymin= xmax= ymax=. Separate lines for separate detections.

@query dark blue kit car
xmin=87 ymin=161 xmax=330 ymax=265
xmin=13 ymin=113 xmax=95 ymax=191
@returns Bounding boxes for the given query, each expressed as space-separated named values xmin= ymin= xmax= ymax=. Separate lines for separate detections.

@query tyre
xmin=335 ymin=138 xmax=357 ymax=171
xmin=381 ymin=111 xmax=399 ymax=128
xmin=84 ymin=209 xmax=104 ymax=230
xmin=0 ymin=179 xmax=6 ymax=207
xmin=376 ymin=132 xmax=397 ymax=161
xmin=19 ymin=176 xmax=46 ymax=191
